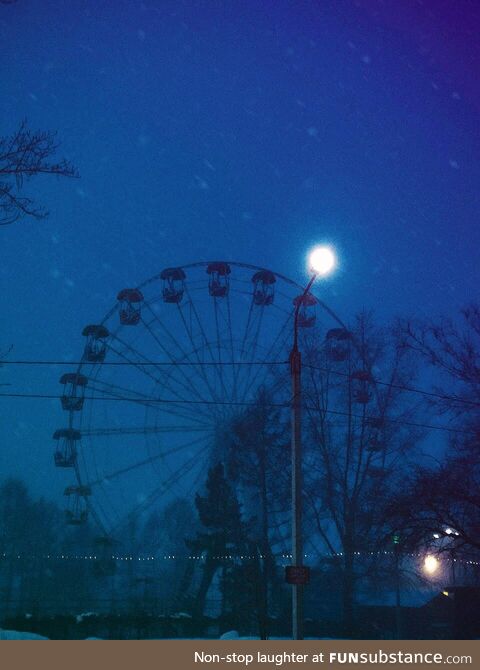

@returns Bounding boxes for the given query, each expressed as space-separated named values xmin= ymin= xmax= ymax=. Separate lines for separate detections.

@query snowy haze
xmin=1 ymin=0 xmax=479 ymax=505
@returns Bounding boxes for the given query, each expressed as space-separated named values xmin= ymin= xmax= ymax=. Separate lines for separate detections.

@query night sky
xmin=1 ymin=0 xmax=479 ymax=504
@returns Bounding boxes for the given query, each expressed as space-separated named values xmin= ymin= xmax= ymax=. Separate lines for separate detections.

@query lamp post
xmin=392 ymin=533 xmax=402 ymax=639
xmin=290 ymin=246 xmax=336 ymax=640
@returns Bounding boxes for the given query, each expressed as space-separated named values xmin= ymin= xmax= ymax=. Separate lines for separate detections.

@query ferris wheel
xmin=53 ymin=261 xmax=350 ymax=539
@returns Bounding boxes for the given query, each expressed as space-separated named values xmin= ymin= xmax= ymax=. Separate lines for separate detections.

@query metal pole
xmin=394 ymin=545 xmax=401 ymax=639
xmin=290 ymin=272 xmax=317 ymax=641
xmin=291 ymin=344 xmax=303 ymax=640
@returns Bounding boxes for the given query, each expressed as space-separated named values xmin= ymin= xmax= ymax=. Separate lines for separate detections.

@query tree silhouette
xmin=0 ymin=120 xmax=78 ymax=226
xmin=187 ymin=463 xmax=249 ymax=621
xmin=393 ymin=307 xmax=480 ymax=565
xmin=0 ymin=479 xmax=32 ymax=617
xmin=389 ymin=447 xmax=480 ymax=559
xmin=225 ymin=386 xmax=289 ymax=637
xmin=399 ymin=306 xmax=480 ymax=422
xmin=303 ymin=311 xmax=420 ymax=636
xmin=141 ymin=498 xmax=198 ymax=614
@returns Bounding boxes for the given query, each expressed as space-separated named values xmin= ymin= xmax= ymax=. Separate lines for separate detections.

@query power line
xmin=3 ymin=358 xmax=479 ymax=409
xmin=304 ymin=363 xmax=480 ymax=409
xmin=1 ymin=359 xmax=288 ymax=367
xmin=0 ymin=390 xmax=476 ymax=436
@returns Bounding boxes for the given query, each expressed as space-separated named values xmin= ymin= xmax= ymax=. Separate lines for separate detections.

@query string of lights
xmin=1 ymin=550 xmax=479 ymax=567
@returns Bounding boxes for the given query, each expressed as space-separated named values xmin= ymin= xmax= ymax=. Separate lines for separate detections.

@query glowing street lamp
xmin=424 ymin=555 xmax=440 ymax=576
xmin=290 ymin=245 xmax=336 ymax=640
xmin=308 ymin=245 xmax=336 ymax=276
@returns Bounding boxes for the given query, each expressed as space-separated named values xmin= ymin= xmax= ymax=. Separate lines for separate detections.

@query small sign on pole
xmin=285 ymin=565 xmax=310 ymax=585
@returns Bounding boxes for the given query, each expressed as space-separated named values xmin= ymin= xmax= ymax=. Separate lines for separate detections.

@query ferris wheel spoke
xmin=158 ymin=441 xmax=211 ymax=494
xmin=239 ymin=297 xmax=254 ymax=359
xmin=241 ymin=342 xmax=288 ymax=404
xmin=140 ymin=315 xmax=211 ymax=408
xmin=86 ymin=434 xmax=211 ymax=488
xmin=182 ymin=447 xmax=212 ymax=497
xmin=143 ymin=303 xmax=212 ymax=402
xmin=83 ymin=424 xmax=212 ymax=437
xmin=225 ymin=293 xmax=240 ymax=403
xmin=237 ymin=304 xmax=267 ymax=401
xmin=175 ymin=302 xmax=225 ymax=413
xmin=183 ymin=285 xmax=231 ymax=408
xmin=109 ymin=331 xmax=212 ymax=423
xmin=87 ymin=357 xmax=215 ymax=424
xmin=106 ymin=340 xmax=161 ymax=385
xmin=149 ymin=402 xmax=217 ymax=425
xmin=106 ymin=341 xmax=192 ymax=409
xmin=84 ymin=379 xmax=189 ymax=418
xmin=144 ymin=301 xmax=197 ymax=363
xmin=85 ymin=377 xmax=154 ymax=402
xmin=72 ymin=462 xmax=110 ymax=535
xmin=92 ymin=398 xmax=213 ymax=427
xmin=240 ymin=308 xmax=293 ymax=402
xmin=106 ymin=334 xmax=209 ymax=418
xmin=213 ymin=297 xmax=229 ymax=407
xmin=88 ymin=494 xmax=115 ymax=536
xmin=108 ymin=332 xmax=177 ymax=389
xmin=112 ymin=442 xmax=211 ymax=535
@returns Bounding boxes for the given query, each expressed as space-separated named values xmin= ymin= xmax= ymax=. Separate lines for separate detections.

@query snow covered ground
xmin=0 ymin=628 xmax=48 ymax=640
xmin=219 ymin=631 xmax=336 ymax=640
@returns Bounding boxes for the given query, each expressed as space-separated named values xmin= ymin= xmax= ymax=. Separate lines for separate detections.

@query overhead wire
xmin=2 ymin=358 xmax=479 ymax=409
xmin=0 ymin=390 xmax=477 ymax=436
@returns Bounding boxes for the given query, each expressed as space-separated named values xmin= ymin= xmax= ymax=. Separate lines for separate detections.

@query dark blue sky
xmin=1 ymin=0 xmax=479 ymax=501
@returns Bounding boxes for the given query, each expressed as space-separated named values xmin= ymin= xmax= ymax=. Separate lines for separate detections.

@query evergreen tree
xmin=187 ymin=463 xmax=250 ymax=625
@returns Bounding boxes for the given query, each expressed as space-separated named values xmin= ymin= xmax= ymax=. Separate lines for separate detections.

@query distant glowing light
xmin=444 ymin=527 xmax=459 ymax=536
xmin=424 ymin=555 xmax=440 ymax=575
xmin=308 ymin=246 xmax=336 ymax=276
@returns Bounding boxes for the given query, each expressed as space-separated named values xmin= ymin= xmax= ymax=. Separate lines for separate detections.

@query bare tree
xmin=399 ymin=305 xmax=480 ymax=420
xmin=303 ymin=312 xmax=421 ymax=636
xmin=224 ymin=386 xmax=290 ymax=637
xmin=389 ymin=447 xmax=480 ymax=559
xmin=0 ymin=120 xmax=78 ymax=226
xmin=392 ymin=306 xmax=480 ymax=565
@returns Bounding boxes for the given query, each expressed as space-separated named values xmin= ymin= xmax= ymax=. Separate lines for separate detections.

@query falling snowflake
xmin=194 ymin=175 xmax=209 ymax=190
